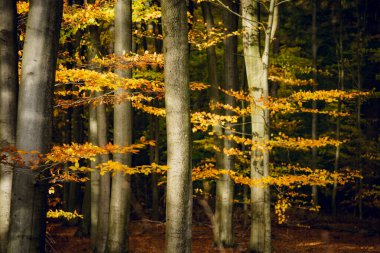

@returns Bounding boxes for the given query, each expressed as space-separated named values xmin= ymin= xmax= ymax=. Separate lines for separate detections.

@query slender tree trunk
xmin=151 ymin=21 xmax=163 ymax=222
xmin=333 ymin=102 xmax=341 ymax=218
xmin=215 ymin=0 xmax=238 ymax=247
xmin=107 ymin=0 xmax=133 ymax=252
xmin=332 ymin=0 xmax=344 ymax=219
xmin=311 ymin=0 xmax=319 ymax=207
xmin=83 ymin=3 xmax=104 ymax=247
xmin=72 ymin=104 xmax=87 ymax=232
xmin=357 ymin=65 xmax=363 ymax=220
xmin=242 ymin=0 xmax=276 ymax=252
xmin=63 ymin=89 xmax=72 ymax=212
xmin=80 ymin=179 xmax=91 ymax=236
xmin=262 ymin=3 xmax=276 ymax=252
xmin=89 ymin=104 xmax=100 ymax=248
xmin=7 ymin=1 xmax=63 ymax=252
xmin=242 ymin=1 xmax=265 ymax=251
xmin=95 ymin=92 xmax=110 ymax=253
xmin=200 ymin=1 xmax=222 ymax=243
xmin=0 ymin=1 xmax=18 ymax=252
xmin=162 ymin=0 xmax=192 ymax=252
xmin=355 ymin=0 xmax=366 ymax=221
xmin=151 ymin=115 xmax=160 ymax=221
xmin=68 ymin=106 xmax=85 ymax=223
xmin=241 ymin=62 xmax=249 ymax=229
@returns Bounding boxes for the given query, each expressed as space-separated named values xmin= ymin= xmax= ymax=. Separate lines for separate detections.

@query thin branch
xmin=212 ymin=0 xmax=267 ymax=31
xmin=276 ymin=0 xmax=291 ymax=6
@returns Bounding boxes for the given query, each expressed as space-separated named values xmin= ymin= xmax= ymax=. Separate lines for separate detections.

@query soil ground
xmin=47 ymin=218 xmax=380 ymax=253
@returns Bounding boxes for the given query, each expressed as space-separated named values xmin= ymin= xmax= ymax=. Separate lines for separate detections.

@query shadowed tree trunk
xmin=7 ymin=0 xmax=63 ymax=252
xmin=150 ymin=115 xmax=160 ymax=221
xmin=106 ymin=0 xmax=133 ymax=252
xmin=83 ymin=1 xmax=104 ymax=247
xmin=200 ymin=1 xmax=223 ymax=243
xmin=311 ymin=0 xmax=319 ymax=207
xmin=95 ymin=91 xmax=110 ymax=253
xmin=162 ymin=0 xmax=192 ymax=252
xmin=68 ymin=105 xmax=85 ymax=224
xmin=0 ymin=1 xmax=18 ymax=252
xmin=331 ymin=0 xmax=344 ymax=219
xmin=214 ymin=0 xmax=238 ymax=247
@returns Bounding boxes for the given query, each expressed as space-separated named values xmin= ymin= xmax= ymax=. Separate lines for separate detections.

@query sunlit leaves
xmin=47 ymin=209 xmax=83 ymax=220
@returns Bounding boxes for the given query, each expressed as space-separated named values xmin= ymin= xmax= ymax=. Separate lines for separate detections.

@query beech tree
xmin=107 ymin=0 xmax=133 ymax=252
xmin=95 ymin=90 xmax=110 ymax=253
xmin=241 ymin=0 xmax=278 ymax=252
xmin=1 ymin=1 xmax=377 ymax=252
xmin=7 ymin=0 xmax=63 ymax=252
xmin=161 ymin=0 xmax=192 ymax=252
xmin=89 ymin=104 xmax=100 ymax=248
xmin=311 ymin=0 xmax=318 ymax=207
xmin=214 ymin=0 xmax=238 ymax=247
xmin=0 ymin=1 xmax=18 ymax=252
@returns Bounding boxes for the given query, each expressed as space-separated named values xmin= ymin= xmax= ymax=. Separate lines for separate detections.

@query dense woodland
xmin=0 ymin=0 xmax=379 ymax=252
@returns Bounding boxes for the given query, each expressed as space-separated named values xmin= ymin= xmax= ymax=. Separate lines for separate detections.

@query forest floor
xmin=48 ymin=215 xmax=380 ymax=253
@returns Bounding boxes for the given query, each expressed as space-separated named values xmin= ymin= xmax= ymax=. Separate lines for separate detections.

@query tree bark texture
xmin=214 ymin=0 xmax=238 ymax=247
xmin=242 ymin=0 xmax=276 ymax=252
xmin=0 ymin=1 xmax=18 ymax=252
xmin=95 ymin=91 xmax=110 ymax=253
xmin=151 ymin=115 xmax=160 ymax=221
xmin=200 ymin=1 xmax=223 ymax=243
xmin=7 ymin=1 xmax=63 ymax=252
xmin=89 ymin=104 xmax=100 ymax=248
xmin=331 ymin=0 xmax=344 ymax=219
xmin=311 ymin=0 xmax=319 ymax=207
xmin=107 ymin=0 xmax=133 ymax=252
xmin=162 ymin=1 xmax=192 ymax=252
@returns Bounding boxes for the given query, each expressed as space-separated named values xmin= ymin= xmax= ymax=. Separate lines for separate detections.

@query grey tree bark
xmin=68 ymin=106 xmax=85 ymax=224
xmin=242 ymin=0 xmax=277 ymax=252
xmin=7 ymin=1 xmax=63 ymax=252
xmin=95 ymin=91 xmax=110 ymax=253
xmin=150 ymin=115 xmax=160 ymax=221
xmin=200 ymin=1 xmax=223 ymax=243
xmin=0 ymin=1 xmax=18 ymax=252
xmin=106 ymin=0 xmax=133 ymax=252
xmin=331 ymin=0 xmax=344 ymax=219
xmin=354 ymin=0 xmax=366 ymax=221
xmin=82 ymin=4 xmax=103 ymax=247
xmin=311 ymin=0 xmax=319 ymax=207
xmin=214 ymin=0 xmax=238 ymax=247
xmin=89 ymin=104 xmax=100 ymax=248
xmin=162 ymin=0 xmax=192 ymax=252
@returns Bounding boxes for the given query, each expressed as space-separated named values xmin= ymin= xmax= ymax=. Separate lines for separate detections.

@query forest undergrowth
xmin=48 ymin=209 xmax=380 ymax=253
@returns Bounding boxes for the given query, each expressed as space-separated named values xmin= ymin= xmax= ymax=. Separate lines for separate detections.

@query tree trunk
xmin=200 ymin=1 xmax=223 ymax=243
xmin=63 ymin=89 xmax=72 ymax=212
xmin=83 ymin=4 xmax=104 ymax=247
xmin=241 ymin=62 xmax=249 ymax=229
xmin=68 ymin=106 xmax=85 ymax=224
xmin=215 ymin=0 xmax=238 ymax=247
xmin=7 ymin=1 xmax=62 ymax=252
xmin=151 ymin=19 xmax=163 ymax=222
xmin=311 ymin=0 xmax=319 ymax=207
xmin=242 ymin=0 xmax=276 ymax=252
xmin=162 ymin=0 xmax=192 ymax=252
xmin=95 ymin=91 xmax=110 ymax=253
xmin=89 ymin=104 xmax=100 ymax=248
xmin=0 ymin=1 xmax=18 ymax=252
xmin=151 ymin=115 xmax=160 ymax=221
xmin=80 ymin=180 xmax=91 ymax=236
xmin=331 ymin=0 xmax=344 ymax=219
xmin=107 ymin=0 xmax=133 ymax=252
